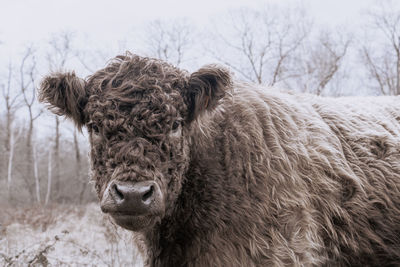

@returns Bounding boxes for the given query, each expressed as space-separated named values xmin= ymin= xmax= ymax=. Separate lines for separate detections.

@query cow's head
xmin=39 ymin=53 xmax=231 ymax=231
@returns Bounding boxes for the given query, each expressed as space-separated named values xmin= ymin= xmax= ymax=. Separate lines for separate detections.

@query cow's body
xmin=141 ymin=85 xmax=400 ymax=266
xmin=39 ymin=54 xmax=400 ymax=266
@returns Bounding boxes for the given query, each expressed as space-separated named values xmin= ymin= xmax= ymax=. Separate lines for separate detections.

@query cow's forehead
xmin=85 ymin=80 xmax=186 ymax=136
xmin=84 ymin=55 xmax=189 ymax=129
xmin=85 ymin=55 xmax=189 ymax=95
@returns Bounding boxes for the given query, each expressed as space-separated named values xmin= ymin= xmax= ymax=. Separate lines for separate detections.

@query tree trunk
xmin=54 ymin=116 xmax=61 ymax=201
xmin=33 ymin=144 xmax=41 ymax=203
xmin=7 ymin=126 xmax=16 ymax=203
xmin=5 ymin=111 xmax=11 ymax=152
xmin=45 ymin=149 xmax=52 ymax=205
xmin=7 ymin=125 xmax=22 ymax=203
xmin=74 ymin=129 xmax=87 ymax=204
xmin=25 ymin=115 xmax=35 ymax=202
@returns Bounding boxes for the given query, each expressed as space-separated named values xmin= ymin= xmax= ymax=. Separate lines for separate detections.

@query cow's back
xmin=173 ymin=84 xmax=400 ymax=266
xmin=311 ymin=95 xmax=400 ymax=265
xmin=222 ymin=86 xmax=400 ymax=265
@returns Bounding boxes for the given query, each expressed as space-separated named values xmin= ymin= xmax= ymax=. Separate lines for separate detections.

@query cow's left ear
xmin=38 ymin=72 xmax=88 ymax=130
xmin=184 ymin=65 xmax=232 ymax=122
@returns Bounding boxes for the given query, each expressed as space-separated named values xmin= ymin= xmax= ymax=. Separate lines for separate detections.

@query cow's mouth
xmin=108 ymin=212 xmax=157 ymax=231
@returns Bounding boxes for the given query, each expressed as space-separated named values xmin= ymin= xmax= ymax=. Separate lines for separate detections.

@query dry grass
xmin=0 ymin=203 xmax=143 ymax=266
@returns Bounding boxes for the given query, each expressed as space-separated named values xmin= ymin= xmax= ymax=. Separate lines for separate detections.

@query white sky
xmin=0 ymin=0 xmax=381 ymax=61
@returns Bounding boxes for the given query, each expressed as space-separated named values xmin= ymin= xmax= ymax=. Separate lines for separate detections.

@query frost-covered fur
xmin=39 ymin=54 xmax=400 ymax=266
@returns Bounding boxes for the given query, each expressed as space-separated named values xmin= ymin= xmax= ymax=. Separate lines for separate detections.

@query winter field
xmin=1 ymin=0 xmax=400 ymax=266
xmin=0 ymin=203 xmax=143 ymax=266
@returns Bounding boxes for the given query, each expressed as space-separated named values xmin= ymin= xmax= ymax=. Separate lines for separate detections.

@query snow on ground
xmin=0 ymin=203 xmax=143 ymax=266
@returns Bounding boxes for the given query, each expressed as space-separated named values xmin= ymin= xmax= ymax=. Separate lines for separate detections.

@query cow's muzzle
xmin=100 ymin=180 xmax=164 ymax=231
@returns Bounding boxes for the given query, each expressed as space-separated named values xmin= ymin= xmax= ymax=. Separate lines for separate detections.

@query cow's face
xmin=85 ymin=56 xmax=191 ymax=231
xmin=39 ymin=54 xmax=231 ymax=232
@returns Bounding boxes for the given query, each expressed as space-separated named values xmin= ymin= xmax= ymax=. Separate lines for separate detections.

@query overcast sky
xmin=0 ymin=0 xmax=385 ymax=62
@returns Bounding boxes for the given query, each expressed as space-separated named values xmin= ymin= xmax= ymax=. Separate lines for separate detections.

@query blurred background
xmin=1 ymin=0 xmax=399 ymax=265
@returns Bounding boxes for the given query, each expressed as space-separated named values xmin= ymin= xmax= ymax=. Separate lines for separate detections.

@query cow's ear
xmin=184 ymin=65 xmax=232 ymax=122
xmin=39 ymin=72 xmax=88 ymax=129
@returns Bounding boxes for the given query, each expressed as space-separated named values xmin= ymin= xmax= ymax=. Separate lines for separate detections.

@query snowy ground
xmin=0 ymin=203 xmax=143 ymax=266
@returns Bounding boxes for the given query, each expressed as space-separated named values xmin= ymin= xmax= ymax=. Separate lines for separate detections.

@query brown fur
xmin=39 ymin=53 xmax=400 ymax=266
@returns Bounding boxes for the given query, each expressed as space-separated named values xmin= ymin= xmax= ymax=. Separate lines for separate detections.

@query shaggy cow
xmin=39 ymin=53 xmax=400 ymax=266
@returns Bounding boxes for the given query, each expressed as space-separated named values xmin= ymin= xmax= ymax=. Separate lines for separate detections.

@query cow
xmin=39 ymin=53 xmax=400 ymax=266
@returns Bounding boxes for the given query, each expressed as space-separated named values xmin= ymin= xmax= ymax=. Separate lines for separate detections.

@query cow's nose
xmin=112 ymin=181 xmax=155 ymax=204
xmin=100 ymin=180 xmax=160 ymax=215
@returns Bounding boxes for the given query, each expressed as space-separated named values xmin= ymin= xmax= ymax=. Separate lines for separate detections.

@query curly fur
xmin=39 ymin=71 xmax=87 ymax=129
xmin=39 ymin=53 xmax=400 ymax=266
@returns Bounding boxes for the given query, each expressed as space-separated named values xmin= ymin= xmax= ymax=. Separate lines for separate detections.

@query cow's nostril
xmin=113 ymin=183 xmax=124 ymax=200
xmin=142 ymin=185 xmax=154 ymax=203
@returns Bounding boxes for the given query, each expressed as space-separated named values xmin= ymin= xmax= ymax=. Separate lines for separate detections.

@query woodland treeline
xmin=1 ymin=2 xmax=399 ymax=206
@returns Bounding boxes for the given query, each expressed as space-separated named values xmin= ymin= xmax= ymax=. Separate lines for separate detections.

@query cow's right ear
xmin=184 ymin=65 xmax=232 ymax=122
xmin=39 ymin=72 xmax=88 ymax=129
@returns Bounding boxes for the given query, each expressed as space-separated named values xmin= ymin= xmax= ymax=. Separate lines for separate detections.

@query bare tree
xmin=45 ymin=148 xmax=52 ymax=205
xmin=20 ymin=46 xmax=43 ymax=202
xmin=361 ymin=1 xmax=400 ymax=95
xmin=74 ymin=128 xmax=86 ymax=204
xmin=76 ymin=50 xmax=103 ymax=73
xmin=47 ymin=32 xmax=75 ymax=71
xmin=143 ymin=19 xmax=195 ymax=67
xmin=1 ymin=62 xmax=22 ymax=200
xmin=76 ymin=46 xmax=119 ymax=73
xmin=46 ymin=32 xmax=75 ymax=201
xmin=1 ymin=63 xmax=21 ymax=152
xmin=288 ymin=29 xmax=351 ymax=96
xmin=6 ymin=123 xmax=22 ymax=202
xmin=55 ymin=116 xmax=61 ymax=195
xmin=207 ymin=6 xmax=311 ymax=85
xmin=46 ymin=32 xmax=92 ymax=203
xmin=33 ymin=143 xmax=40 ymax=203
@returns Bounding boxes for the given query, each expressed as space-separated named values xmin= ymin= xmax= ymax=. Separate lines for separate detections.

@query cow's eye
xmin=91 ymin=124 xmax=100 ymax=134
xmin=172 ymin=121 xmax=180 ymax=131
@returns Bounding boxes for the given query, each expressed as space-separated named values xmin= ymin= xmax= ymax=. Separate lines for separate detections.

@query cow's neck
xmin=141 ymin=209 xmax=198 ymax=266
xmin=143 ymin=116 xmax=226 ymax=266
xmin=143 ymin=163 xmax=221 ymax=266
